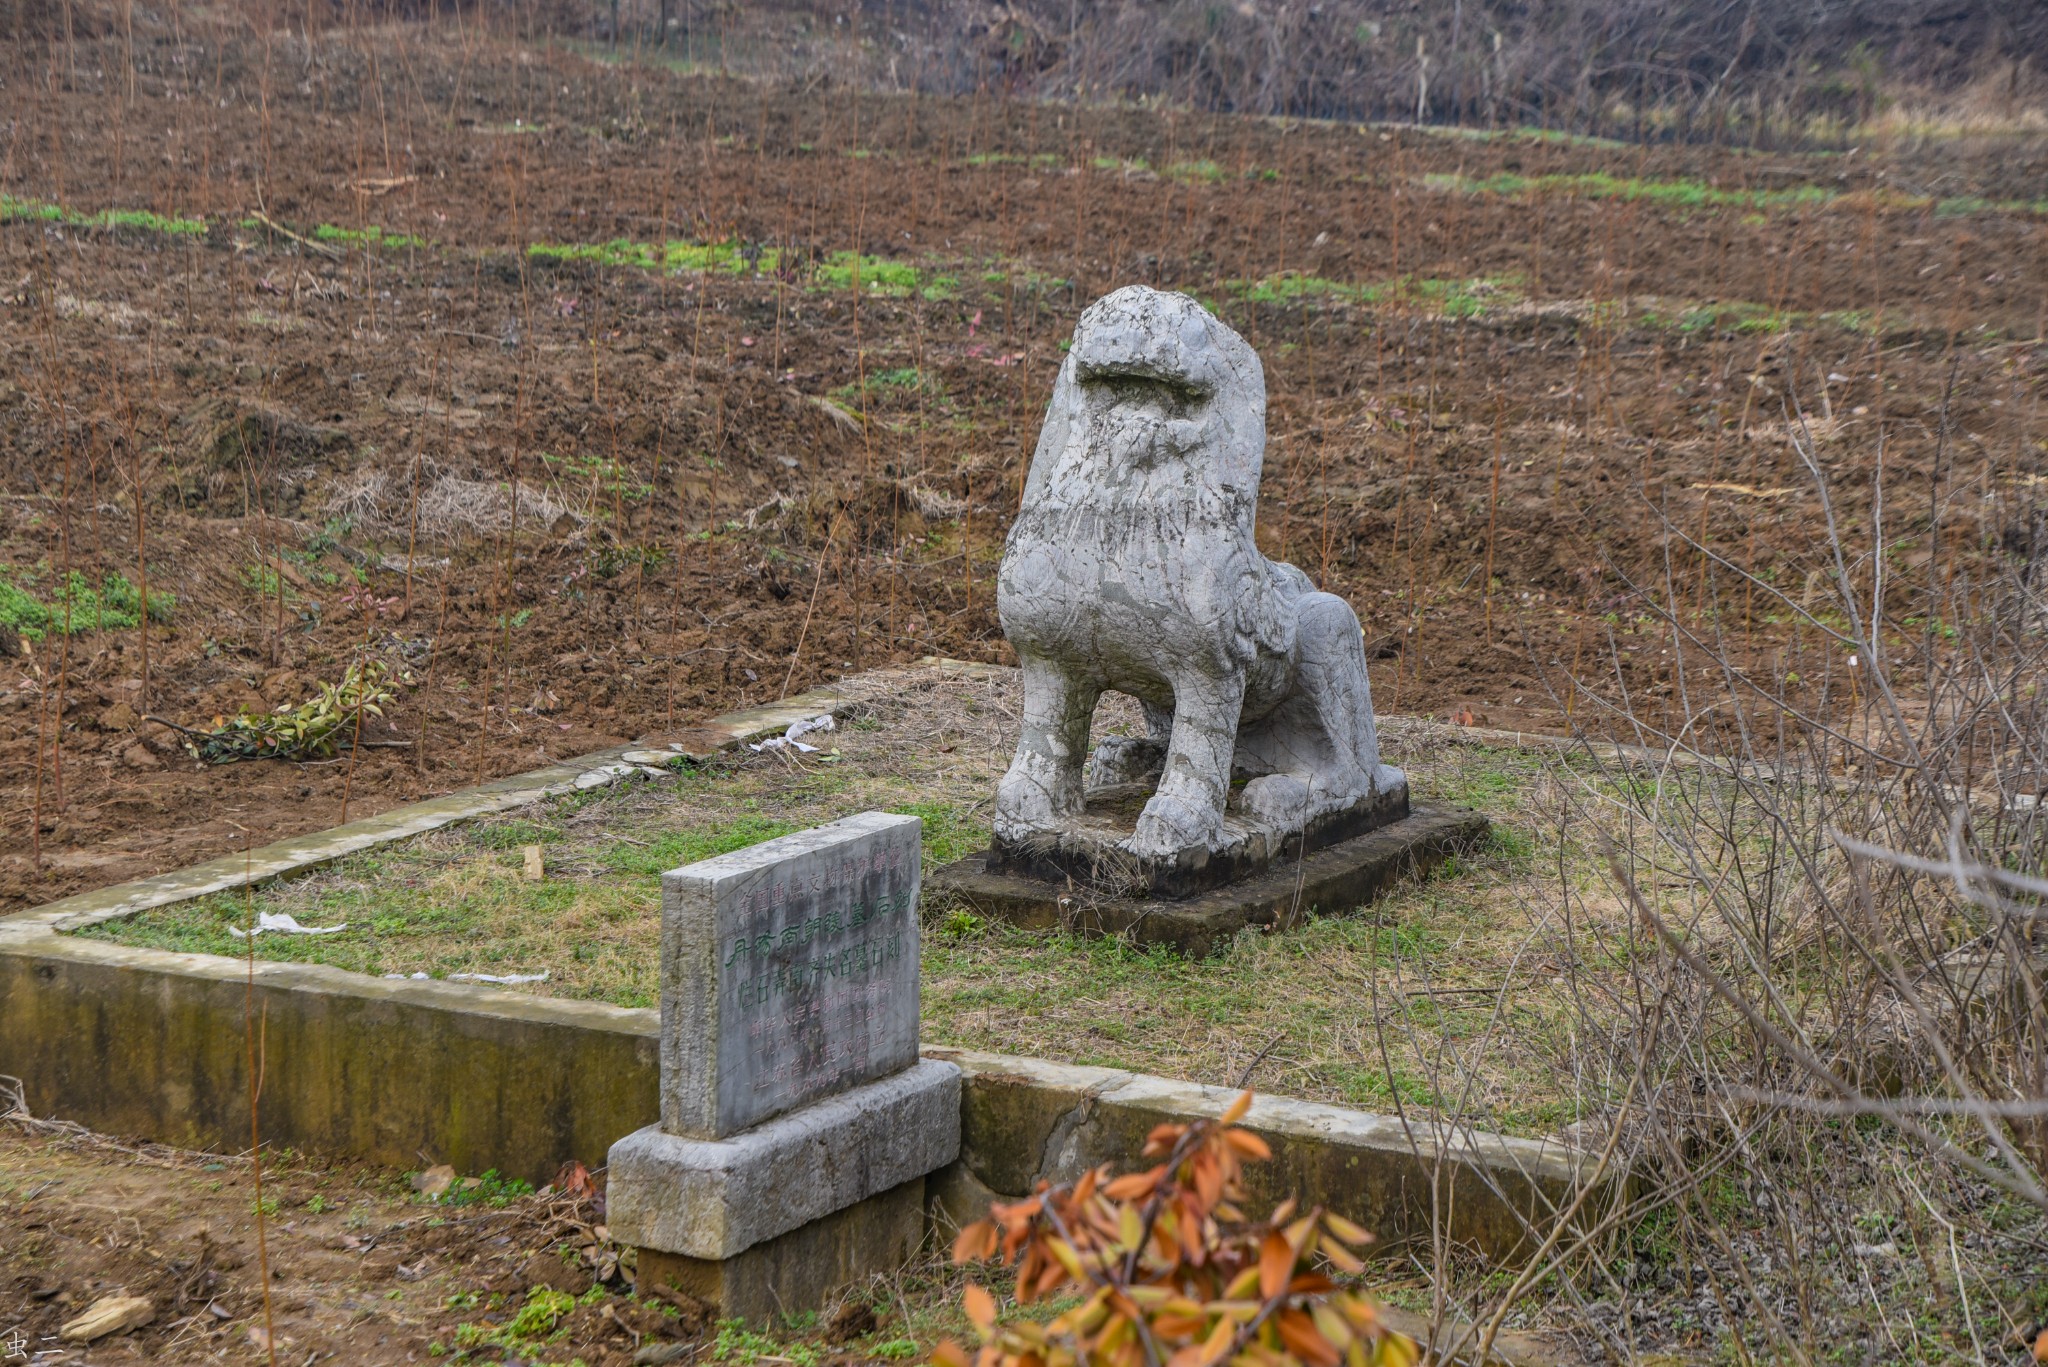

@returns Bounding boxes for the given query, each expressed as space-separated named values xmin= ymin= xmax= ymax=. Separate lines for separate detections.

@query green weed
xmin=312 ymin=223 xmax=425 ymax=249
xmin=422 ymin=1168 xmax=536 ymax=1210
xmin=541 ymin=450 xmax=653 ymax=502
xmin=239 ymin=563 xmax=290 ymax=600
xmin=711 ymin=1318 xmax=823 ymax=1367
xmin=1 ymin=195 xmax=205 ymax=235
xmin=0 ymin=565 xmax=175 ymax=640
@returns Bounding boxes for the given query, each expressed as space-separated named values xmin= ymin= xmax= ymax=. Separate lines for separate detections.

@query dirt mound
xmin=177 ymin=400 xmax=354 ymax=518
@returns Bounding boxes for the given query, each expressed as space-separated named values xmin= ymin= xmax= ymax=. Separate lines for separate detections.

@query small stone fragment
xmin=411 ymin=1163 xmax=455 ymax=1197
xmin=59 ymin=1294 xmax=155 ymax=1342
xmin=522 ymin=844 xmax=544 ymax=881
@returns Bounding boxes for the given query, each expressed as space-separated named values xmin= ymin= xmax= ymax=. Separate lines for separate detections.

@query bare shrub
xmin=582 ymin=0 xmax=2048 ymax=142
xmin=1434 ymin=385 xmax=2048 ymax=1358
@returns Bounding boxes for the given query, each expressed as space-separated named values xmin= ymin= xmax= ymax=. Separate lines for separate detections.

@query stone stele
xmin=659 ymin=810 xmax=925 ymax=1138
xmin=606 ymin=811 xmax=960 ymax=1319
xmin=993 ymin=284 xmax=1407 ymax=881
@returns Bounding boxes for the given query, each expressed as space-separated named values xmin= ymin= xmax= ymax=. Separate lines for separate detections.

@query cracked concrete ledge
xmin=923 ymin=1047 xmax=1620 ymax=1263
xmin=0 ymin=931 xmax=1610 ymax=1263
xmin=6 ymin=660 xmax=1002 ymax=938
xmin=2 ymin=654 xmax=1613 ymax=1268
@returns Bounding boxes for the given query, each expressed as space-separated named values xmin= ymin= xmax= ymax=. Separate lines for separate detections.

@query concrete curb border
xmin=0 ymin=930 xmax=1620 ymax=1262
xmin=1 ymin=661 xmax=1624 ymax=1264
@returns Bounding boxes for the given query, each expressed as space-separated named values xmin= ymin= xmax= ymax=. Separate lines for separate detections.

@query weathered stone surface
xmin=938 ymin=804 xmax=1488 ymax=956
xmin=607 ymin=1059 xmax=960 ymax=1260
xmin=986 ymin=778 xmax=1410 ymax=898
xmin=925 ymin=1047 xmax=1623 ymax=1264
xmin=995 ymin=285 xmax=1402 ymax=868
xmin=659 ymin=812 xmax=922 ymax=1139
xmin=637 ymin=1176 xmax=929 ymax=1324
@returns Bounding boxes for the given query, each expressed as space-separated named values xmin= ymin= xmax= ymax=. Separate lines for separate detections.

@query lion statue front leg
xmin=993 ymin=654 xmax=1099 ymax=845
xmin=1124 ymin=670 xmax=1245 ymax=859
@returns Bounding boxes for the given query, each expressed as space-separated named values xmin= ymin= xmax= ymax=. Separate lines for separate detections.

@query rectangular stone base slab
xmin=606 ymin=1060 xmax=960 ymax=1260
xmin=988 ymin=778 xmax=1410 ymax=898
xmin=931 ymin=805 xmax=1489 ymax=956
xmin=635 ymin=1174 xmax=928 ymax=1325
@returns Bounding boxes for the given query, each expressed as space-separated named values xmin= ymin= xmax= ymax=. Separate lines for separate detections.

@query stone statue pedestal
xmin=935 ymin=782 xmax=1486 ymax=958
xmin=987 ymin=777 xmax=1411 ymax=899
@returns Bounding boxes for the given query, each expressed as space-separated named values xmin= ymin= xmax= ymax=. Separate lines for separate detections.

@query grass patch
xmin=1231 ymin=272 xmax=1519 ymax=317
xmin=0 ymin=565 xmax=175 ymax=640
xmin=1422 ymin=170 xmax=2048 ymax=220
xmin=526 ymin=237 xmax=957 ymax=299
xmin=814 ymin=251 xmax=954 ymax=299
xmin=833 ymin=366 xmax=947 ymax=407
xmin=312 ymin=223 xmax=426 ymax=249
xmin=1 ymin=194 xmax=206 ymax=235
xmin=962 ymin=152 xmax=1063 ymax=169
xmin=1421 ymin=170 xmax=1835 ymax=213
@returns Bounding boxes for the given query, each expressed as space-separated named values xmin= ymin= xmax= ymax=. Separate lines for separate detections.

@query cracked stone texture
xmin=924 ymin=1047 xmax=1605 ymax=1262
xmin=658 ymin=812 xmax=923 ymax=1140
xmin=996 ymin=285 xmax=1402 ymax=862
xmin=607 ymin=1058 xmax=961 ymax=1260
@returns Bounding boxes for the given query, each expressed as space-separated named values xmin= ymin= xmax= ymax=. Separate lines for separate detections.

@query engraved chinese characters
xmin=658 ymin=811 xmax=922 ymax=1139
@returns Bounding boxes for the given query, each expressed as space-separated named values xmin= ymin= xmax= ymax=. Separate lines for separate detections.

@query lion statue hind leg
xmin=1234 ymin=590 xmax=1400 ymax=833
xmin=1084 ymin=697 xmax=1172 ymax=788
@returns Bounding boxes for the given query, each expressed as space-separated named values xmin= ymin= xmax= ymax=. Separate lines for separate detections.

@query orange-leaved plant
xmin=934 ymin=1091 xmax=1415 ymax=1367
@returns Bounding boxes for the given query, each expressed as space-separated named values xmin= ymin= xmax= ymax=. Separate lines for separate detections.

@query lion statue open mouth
xmin=994 ymin=285 xmax=1404 ymax=863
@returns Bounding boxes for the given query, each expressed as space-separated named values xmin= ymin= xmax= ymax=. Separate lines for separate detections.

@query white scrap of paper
xmin=748 ymin=714 xmax=835 ymax=754
xmin=448 ymin=971 xmax=551 ymax=986
xmin=383 ymin=972 xmax=432 ymax=980
xmin=229 ymin=911 xmax=348 ymax=938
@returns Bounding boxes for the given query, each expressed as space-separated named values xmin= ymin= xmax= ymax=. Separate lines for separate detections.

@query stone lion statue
xmin=995 ymin=285 xmax=1404 ymax=862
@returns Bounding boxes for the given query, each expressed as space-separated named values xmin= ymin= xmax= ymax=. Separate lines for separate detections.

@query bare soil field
xmin=3 ymin=15 xmax=2044 ymax=918
xmin=0 ymin=1107 xmax=975 ymax=1366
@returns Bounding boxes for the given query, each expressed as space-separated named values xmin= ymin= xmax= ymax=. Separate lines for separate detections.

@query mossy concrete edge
xmin=0 ymin=929 xmax=1616 ymax=1260
xmin=923 ymin=1046 xmax=1619 ymax=1263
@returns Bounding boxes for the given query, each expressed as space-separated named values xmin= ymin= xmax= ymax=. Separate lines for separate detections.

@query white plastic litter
xmin=748 ymin=714 xmax=835 ymax=754
xmin=229 ymin=911 xmax=348 ymax=938
xmin=448 ymin=971 xmax=551 ymax=986
xmin=382 ymin=972 xmax=432 ymax=980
